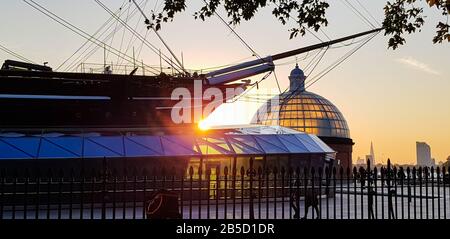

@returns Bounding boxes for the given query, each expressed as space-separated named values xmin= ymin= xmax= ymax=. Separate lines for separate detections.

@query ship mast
xmin=206 ymin=28 xmax=382 ymax=85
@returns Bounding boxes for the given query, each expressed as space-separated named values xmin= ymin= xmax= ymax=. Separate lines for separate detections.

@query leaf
xmin=427 ymin=0 xmax=438 ymax=7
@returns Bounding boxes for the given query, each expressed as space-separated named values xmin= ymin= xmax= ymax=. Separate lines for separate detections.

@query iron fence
xmin=1 ymin=159 xmax=449 ymax=219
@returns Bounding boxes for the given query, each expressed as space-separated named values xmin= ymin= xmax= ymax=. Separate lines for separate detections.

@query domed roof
xmin=254 ymin=91 xmax=350 ymax=138
xmin=290 ymin=63 xmax=304 ymax=77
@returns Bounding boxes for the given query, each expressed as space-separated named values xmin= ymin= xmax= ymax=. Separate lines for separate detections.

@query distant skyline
xmin=0 ymin=1 xmax=449 ymax=164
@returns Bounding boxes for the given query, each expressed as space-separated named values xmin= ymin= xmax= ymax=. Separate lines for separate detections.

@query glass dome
xmin=254 ymin=91 xmax=350 ymax=138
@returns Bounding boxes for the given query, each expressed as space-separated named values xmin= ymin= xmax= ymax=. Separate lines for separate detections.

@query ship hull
xmin=0 ymin=70 xmax=246 ymax=129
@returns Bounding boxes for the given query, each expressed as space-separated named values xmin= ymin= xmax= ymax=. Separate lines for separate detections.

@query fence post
xmin=12 ymin=169 xmax=18 ymax=220
xmin=443 ymin=166 xmax=447 ymax=219
xmin=240 ymin=166 xmax=245 ymax=219
xmin=181 ymin=168 xmax=185 ymax=219
xmin=366 ymin=159 xmax=371 ymax=220
xmin=288 ymin=167 xmax=293 ymax=219
xmin=273 ymin=166 xmax=278 ymax=219
xmin=113 ymin=169 xmax=117 ymax=220
xmin=141 ymin=168 xmax=146 ymax=220
xmin=122 ymin=168 xmax=128 ymax=219
xmin=46 ymin=169 xmax=52 ymax=219
xmin=400 ymin=167 xmax=404 ymax=219
xmin=133 ymin=167 xmax=137 ymax=220
xmin=339 ymin=167 xmax=343 ymax=220
xmin=332 ymin=167 xmax=336 ymax=219
xmin=80 ymin=168 xmax=85 ymax=220
xmin=393 ymin=166 xmax=398 ymax=219
xmin=311 ymin=167 xmax=315 ymax=220
xmin=418 ymin=167 xmax=423 ymax=219
xmin=91 ymin=168 xmax=96 ymax=220
xmin=101 ymin=158 xmax=107 ymax=220
xmin=258 ymin=166 xmax=263 ymax=219
xmin=406 ymin=167 xmax=411 ymax=219
xmin=353 ymin=167 xmax=357 ymax=219
xmin=198 ymin=163 xmax=203 ymax=219
xmin=412 ymin=167 xmax=417 ymax=219
xmin=215 ymin=165 xmax=220 ymax=220
xmin=35 ymin=170 xmax=42 ymax=219
xmin=57 ymin=169 xmax=63 ymax=220
xmin=24 ymin=169 xmax=29 ymax=220
xmin=436 ymin=167 xmax=440 ymax=219
xmin=249 ymin=158 xmax=255 ymax=220
xmin=425 ymin=167 xmax=429 ymax=219
xmin=189 ymin=166 xmax=193 ymax=219
xmin=69 ymin=169 xmax=74 ymax=219
xmin=280 ymin=166 xmax=285 ymax=220
xmin=380 ymin=167 xmax=385 ymax=219
xmin=373 ymin=167 xmax=378 ymax=219
xmin=387 ymin=160 xmax=393 ymax=219
xmin=224 ymin=166 xmax=228 ymax=219
xmin=206 ymin=167 xmax=211 ymax=219
xmin=232 ymin=157 xmax=237 ymax=219
xmin=431 ymin=167 xmax=435 ymax=219
xmin=325 ymin=167 xmax=330 ymax=219
xmin=266 ymin=167 xmax=271 ymax=219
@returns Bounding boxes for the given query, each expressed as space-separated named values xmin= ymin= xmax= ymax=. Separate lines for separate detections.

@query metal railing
xmin=1 ymin=159 xmax=449 ymax=219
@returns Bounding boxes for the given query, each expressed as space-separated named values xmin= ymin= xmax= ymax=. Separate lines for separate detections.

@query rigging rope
xmin=235 ymin=31 xmax=379 ymax=104
xmin=116 ymin=0 xmax=132 ymax=66
xmin=115 ymin=0 xmax=148 ymax=66
xmin=213 ymin=10 xmax=263 ymax=61
xmin=355 ymin=0 xmax=381 ymax=27
xmin=97 ymin=0 xmax=184 ymax=73
xmin=105 ymin=0 xmax=127 ymax=62
xmin=304 ymin=32 xmax=379 ymax=90
xmin=0 ymin=43 xmax=36 ymax=64
xmin=131 ymin=0 xmax=186 ymax=73
xmin=67 ymin=0 xmax=145 ymax=72
xmin=342 ymin=0 xmax=376 ymax=29
xmin=22 ymin=0 xmax=160 ymax=75
xmin=58 ymin=0 xmax=133 ymax=71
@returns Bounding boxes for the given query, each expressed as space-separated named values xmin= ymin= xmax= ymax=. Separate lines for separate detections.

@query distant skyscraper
xmin=370 ymin=142 xmax=375 ymax=166
xmin=364 ymin=142 xmax=375 ymax=168
xmin=416 ymin=142 xmax=434 ymax=167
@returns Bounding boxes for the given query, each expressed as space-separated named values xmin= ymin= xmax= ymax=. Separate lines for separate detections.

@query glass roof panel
xmin=161 ymin=135 xmax=199 ymax=156
xmin=196 ymin=137 xmax=233 ymax=155
xmin=277 ymin=135 xmax=309 ymax=153
xmin=228 ymin=135 xmax=263 ymax=152
xmin=87 ymin=136 xmax=124 ymax=156
xmin=45 ymin=137 xmax=83 ymax=157
xmin=308 ymin=134 xmax=334 ymax=152
xmin=83 ymin=138 xmax=123 ymax=157
xmin=38 ymin=138 xmax=80 ymax=159
xmin=294 ymin=134 xmax=323 ymax=152
xmin=127 ymin=136 xmax=163 ymax=155
xmin=0 ymin=139 xmax=34 ymax=159
xmin=1 ymin=137 xmax=40 ymax=158
xmin=254 ymin=135 xmax=289 ymax=154
xmin=124 ymin=137 xmax=162 ymax=157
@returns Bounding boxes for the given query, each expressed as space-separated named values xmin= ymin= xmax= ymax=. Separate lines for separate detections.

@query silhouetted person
xmin=290 ymin=178 xmax=320 ymax=219
xmin=303 ymin=188 xmax=320 ymax=219
xmin=388 ymin=189 xmax=396 ymax=219
xmin=368 ymin=188 xmax=376 ymax=219
xmin=407 ymin=184 xmax=412 ymax=204
xmin=291 ymin=178 xmax=301 ymax=219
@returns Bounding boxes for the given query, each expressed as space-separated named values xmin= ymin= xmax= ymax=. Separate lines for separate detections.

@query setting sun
xmin=198 ymin=119 xmax=211 ymax=131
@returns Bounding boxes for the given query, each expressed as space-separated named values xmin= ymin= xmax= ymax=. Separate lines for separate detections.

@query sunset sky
xmin=1 ymin=0 xmax=449 ymax=165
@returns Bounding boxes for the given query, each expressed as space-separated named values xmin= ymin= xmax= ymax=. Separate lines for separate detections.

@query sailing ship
xmin=0 ymin=29 xmax=381 ymax=131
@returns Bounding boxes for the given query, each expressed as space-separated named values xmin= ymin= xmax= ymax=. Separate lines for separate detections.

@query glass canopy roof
xmin=0 ymin=126 xmax=334 ymax=160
